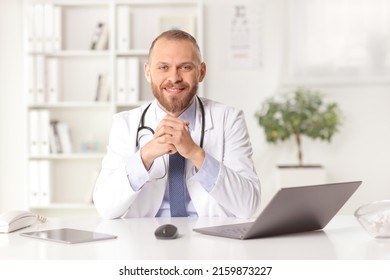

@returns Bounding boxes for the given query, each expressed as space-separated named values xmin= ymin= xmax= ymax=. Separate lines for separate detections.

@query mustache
xmin=162 ymin=82 xmax=188 ymax=88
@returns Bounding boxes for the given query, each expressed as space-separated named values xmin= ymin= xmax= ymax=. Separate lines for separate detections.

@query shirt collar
xmin=154 ymin=99 xmax=197 ymax=131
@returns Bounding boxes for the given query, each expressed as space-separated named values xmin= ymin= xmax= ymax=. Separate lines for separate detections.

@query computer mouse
xmin=154 ymin=224 xmax=178 ymax=240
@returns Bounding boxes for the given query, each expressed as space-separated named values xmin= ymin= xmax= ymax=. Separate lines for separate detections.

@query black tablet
xmin=20 ymin=228 xmax=117 ymax=244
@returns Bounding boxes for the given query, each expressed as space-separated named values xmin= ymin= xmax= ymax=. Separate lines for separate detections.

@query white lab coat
xmin=93 ymin=97 xmax=261 ymax=219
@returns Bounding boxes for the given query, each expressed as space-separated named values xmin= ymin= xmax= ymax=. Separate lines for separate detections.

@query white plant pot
xmin=276 ymin=165 xmax=327 ymax=188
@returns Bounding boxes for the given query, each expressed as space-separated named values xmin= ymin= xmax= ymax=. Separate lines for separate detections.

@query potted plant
xmin=255 ymin=87 xmax=342 ymax=185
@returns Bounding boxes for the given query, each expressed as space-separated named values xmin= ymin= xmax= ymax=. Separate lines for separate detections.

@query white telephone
xmin=0 ymin=210 xmax=46 ymax=233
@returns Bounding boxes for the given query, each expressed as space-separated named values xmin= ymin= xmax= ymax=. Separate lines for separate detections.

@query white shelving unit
xmin=23 ymin=0 xmax=203 ymax=215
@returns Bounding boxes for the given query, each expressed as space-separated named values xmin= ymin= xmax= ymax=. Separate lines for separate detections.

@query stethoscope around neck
xmin=136 ymin=95 xmax=205 ymax=149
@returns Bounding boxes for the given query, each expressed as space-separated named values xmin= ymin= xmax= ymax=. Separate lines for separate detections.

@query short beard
xmin=151 ymin=81 xmax=198 ymax=114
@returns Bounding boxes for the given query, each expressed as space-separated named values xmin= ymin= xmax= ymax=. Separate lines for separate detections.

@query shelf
xmin=49 ymin=50 xmax=110 ymax=57
xmin=28 ymin=102 xmax=112 ymax=109
xmin=24 ymin=0 xmax=203 ymax=214
xmin=116 ymin=49 xmax=149 ymax=56
xmin=29 ymin=153 xmax=105 ymax=160
xmin=27 ymin=50 xmax=110 ymax=57
xmin=114 ymin=0 xmax=199 ymax=6
xmin=51 ymin=1 xmax=110 ymax=8
xmin=28 ymin=101 xmax=151 ymax=110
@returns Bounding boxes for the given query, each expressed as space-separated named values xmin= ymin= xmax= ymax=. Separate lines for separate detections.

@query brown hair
xmin=148 ymin=30 xmax=202 ymax=62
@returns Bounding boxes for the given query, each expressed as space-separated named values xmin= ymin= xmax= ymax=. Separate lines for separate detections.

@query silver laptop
xmin=193 ymin=181 xmax=362 ymax=239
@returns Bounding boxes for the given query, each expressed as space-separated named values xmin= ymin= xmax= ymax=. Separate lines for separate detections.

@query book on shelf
xmin=49 ymin=120 xmax=61 ymax=154
xmin=57 ymin=122 xmax=73 ymax=154
xmin=90 ymin=22 xmax=109 ymax=50
xmin=49 ymin=121 xmax=73 ymax=154
xmin=95 ymin=73 xmax=110 ymax=102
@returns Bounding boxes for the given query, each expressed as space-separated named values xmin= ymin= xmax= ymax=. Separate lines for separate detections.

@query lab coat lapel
xmin=192 ymin=97 xmax=213 ymax=147
xmin=185 ymin=97 xmax=213 ymax=175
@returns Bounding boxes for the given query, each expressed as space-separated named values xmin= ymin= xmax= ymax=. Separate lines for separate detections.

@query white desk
xmin=0 ymin=215 xmax=389 ymax=260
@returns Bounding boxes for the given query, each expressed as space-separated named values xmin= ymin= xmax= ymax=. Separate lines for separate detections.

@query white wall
xmin=204 ymin=0 xmax=390 ymax=213
xmin=0 ymin=0 xmax=26 ymax=212
xmin=1 ymin=0 xmax=389 ymax=214
xmin=203 ymin=0 xmax=287 ymax=207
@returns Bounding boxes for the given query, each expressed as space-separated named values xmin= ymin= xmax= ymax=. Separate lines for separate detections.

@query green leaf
xmin=255 ymin=87 xmax=343 ymax=164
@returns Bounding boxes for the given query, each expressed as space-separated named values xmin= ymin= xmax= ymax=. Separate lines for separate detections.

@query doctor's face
xmin=144 ymin=38 xmax=206 ymax=116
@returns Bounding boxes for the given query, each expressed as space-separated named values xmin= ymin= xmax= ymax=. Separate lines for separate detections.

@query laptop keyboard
xmin=218 ymin=223 xmax=252 ymax=237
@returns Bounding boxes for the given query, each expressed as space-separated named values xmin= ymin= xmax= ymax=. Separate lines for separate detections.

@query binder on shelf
xmin=43 ymin=3 xmax=54 ymax=52
xmin=25 ymin=4 xmax=35 ymax=52
xmin=29 ymin=110 xmax=50 ymax=155
xmin=95 ymin=72 xmax=110 ymax=102
xmin=28 ymin=161 xmax=40 ymax=207
xmin=33 ymin=3 xmax=44 ymax=52
xmin=52 ymin=6 xmax=62 ymax=50
xmin=28 ymin=55 xmax=52 ymax=104
xmin=27 ymin=55 xmax=47 ymax=104
xmin=35 ymin=55 xmax=45 ymax=103
xmin=39 ymin=110 xmax=50 ymax=155
xmin=46 ymin=58 xmax=59 ymax=103
xmin=28 ymin=110 xmax=40 ymax=156
xmin=39 ymin=160 xmax=51 ymax=206
xmin=116 ymin=57 xmax=139 ymax=103
xmin=90 ymin=22 xmax=109 ymax=50
xmin=27 ymin=56 xmax=36 ymax=104
xmin=28 ymin=160 xmax=51 ymax=207
xmin=116 ymin=57 xmax=127 ymax=103
xmin=117 ymin=6 xmax=131 ymax=50
xmin=27 ymin=3 xmax=61 ymax=52
xmin=127 ymin=57 xmax=140 ymax=103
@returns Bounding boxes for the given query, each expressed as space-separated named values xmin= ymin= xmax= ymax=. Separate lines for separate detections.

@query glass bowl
xmin=354 ymin=200 xmax=390 ymax=238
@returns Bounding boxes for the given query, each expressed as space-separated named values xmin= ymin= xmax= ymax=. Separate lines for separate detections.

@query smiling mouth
xmin=164 ymin=86 xmax=186 ymax=94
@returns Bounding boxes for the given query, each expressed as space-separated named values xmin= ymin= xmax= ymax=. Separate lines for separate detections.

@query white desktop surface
xmin=0 ymin=215 xmax=389 ymax=260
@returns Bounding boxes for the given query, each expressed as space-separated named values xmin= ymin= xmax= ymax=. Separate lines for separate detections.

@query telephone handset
xmin=0 ymin=210 xmax=46 ymax=233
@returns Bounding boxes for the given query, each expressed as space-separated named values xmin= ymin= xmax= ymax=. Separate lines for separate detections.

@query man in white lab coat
xmin=93 ymin=30 xmax=260 ymax=219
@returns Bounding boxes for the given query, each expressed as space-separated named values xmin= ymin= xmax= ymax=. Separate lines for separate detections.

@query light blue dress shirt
xmin=126 ymin=100 xmax=220 ymax=217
